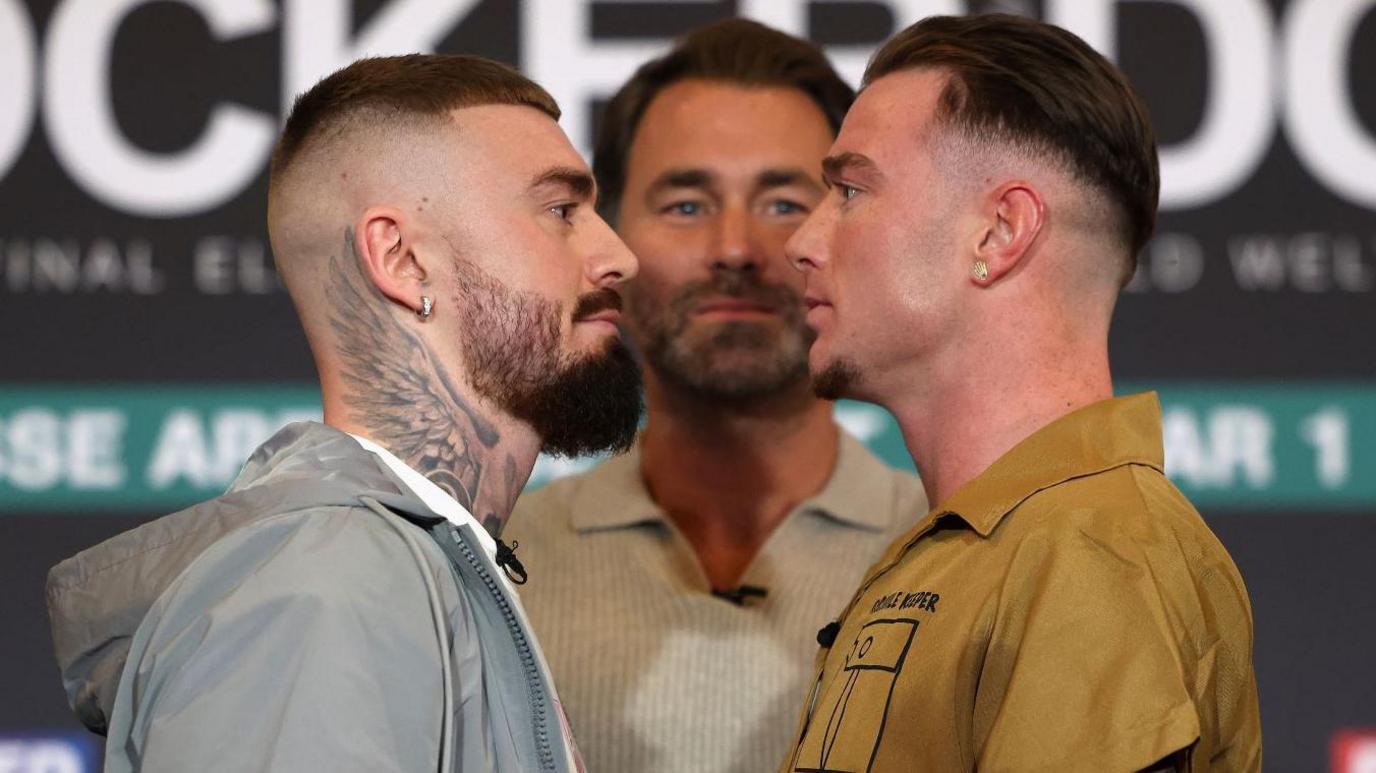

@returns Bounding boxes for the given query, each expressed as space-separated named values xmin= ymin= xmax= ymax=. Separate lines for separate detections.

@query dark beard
xmin=629 ymin=268 xmax=812 ymax=402
xmin=509 ymin=336 xmax=642 ymax=457
xmin=454 ymin=260 xmax=643 ymax=457
xmin=812 ymin=358 xmax=861 ymax=401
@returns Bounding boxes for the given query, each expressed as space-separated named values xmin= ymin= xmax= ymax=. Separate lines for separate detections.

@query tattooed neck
xmin=326 ymin=229 xmax=527 ymax=538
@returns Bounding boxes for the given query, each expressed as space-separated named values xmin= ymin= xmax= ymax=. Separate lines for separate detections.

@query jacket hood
xmin=45 ymin=421 xmax=434 ymax=735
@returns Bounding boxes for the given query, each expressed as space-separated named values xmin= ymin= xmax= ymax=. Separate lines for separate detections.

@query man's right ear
xmin=353 ymin=207 xmax=429 ymax=315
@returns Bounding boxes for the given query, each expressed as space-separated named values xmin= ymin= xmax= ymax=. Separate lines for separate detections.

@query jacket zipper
xmin=449 ymin=525 xmax=558 ymax=772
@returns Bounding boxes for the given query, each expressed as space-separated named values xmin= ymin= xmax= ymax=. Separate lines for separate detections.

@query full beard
xmin=454 ymin=260 xmax=643 ymax=458
xmin=629 ymin=270 xmax=813 ymax=402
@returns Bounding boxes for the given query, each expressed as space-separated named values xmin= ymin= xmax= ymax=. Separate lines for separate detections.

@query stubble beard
xmin=629 ymin=271 xmax=814 ymax=405
xmin=453 ymin=259 xmax=643 ymax=458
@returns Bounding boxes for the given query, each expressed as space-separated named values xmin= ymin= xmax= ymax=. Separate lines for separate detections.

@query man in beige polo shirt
xmin=781 ymin=13 xmax=1261 ymax=773
xmin=507 ymin=19 xmax=925 ymax=773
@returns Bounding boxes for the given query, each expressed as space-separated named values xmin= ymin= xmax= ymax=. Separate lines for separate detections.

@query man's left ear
xmin=355 ymin=206 xmax=431 ymax=314
xmin=971 ymin=181 xmax=1045 ymax=286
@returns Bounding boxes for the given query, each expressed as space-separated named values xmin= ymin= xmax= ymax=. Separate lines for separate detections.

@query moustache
xmin=673 ymin=272 xmax=803 ymax=318
xmin=572 ymin=287 xmax=623 ymax=321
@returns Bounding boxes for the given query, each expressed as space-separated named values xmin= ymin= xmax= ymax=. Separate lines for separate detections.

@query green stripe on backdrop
xmin=0 ymin=384 xmax=1373 ymax=513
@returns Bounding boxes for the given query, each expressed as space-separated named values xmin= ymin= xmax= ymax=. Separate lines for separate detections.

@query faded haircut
xmin=866 ymin=14 xmax=1159 ymax=281
xmin=270 ymin=54 xmax=560 ymax=188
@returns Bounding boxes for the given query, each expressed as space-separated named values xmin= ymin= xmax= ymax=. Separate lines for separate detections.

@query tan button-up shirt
xmin=782 ymin=393 xmax=1261 ymax=773
xmin=508 ymin=431 xmax=926 ymax=773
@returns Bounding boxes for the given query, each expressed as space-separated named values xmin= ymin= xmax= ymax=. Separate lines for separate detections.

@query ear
xmin=971 ymin=181 xmax=1045 ymax=286
xmin=353 ymin=206 xmax=429 ymax=313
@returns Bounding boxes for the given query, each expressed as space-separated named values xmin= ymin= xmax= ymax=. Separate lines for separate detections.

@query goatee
xmin=811 ymin=359 xmax=861 ymax=401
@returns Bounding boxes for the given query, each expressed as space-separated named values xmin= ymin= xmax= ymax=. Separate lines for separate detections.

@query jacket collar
xmin=936 ymin=392 xmax=1165 ymax=537
xmin=567 ymin=430 xmax=898 ymax=534
xmin=227 ymin=421 xmax=436 ymax=520
xmin=348 ymin=432 xmax=497 ymax=555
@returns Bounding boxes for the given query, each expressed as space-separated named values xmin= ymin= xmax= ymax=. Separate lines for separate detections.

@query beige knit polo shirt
xmin=506 ymin=431 xmax=925 ymax=773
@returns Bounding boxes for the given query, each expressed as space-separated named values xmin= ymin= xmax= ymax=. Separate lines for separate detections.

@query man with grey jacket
xmin=46 ymin=55 xmax=639 ymax=772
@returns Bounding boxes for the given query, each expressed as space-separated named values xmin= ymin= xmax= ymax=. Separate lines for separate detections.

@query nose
xmin=786 ymin=200 xmax=832 ymax=275
xmin=711 ymin=203 xmax=760 ymax=272
xmin=585 ymin=212 xmax=638 ymax=287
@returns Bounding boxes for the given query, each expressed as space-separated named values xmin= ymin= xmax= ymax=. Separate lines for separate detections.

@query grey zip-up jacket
xmin=46 ymin=422 xmax=577 ymax=773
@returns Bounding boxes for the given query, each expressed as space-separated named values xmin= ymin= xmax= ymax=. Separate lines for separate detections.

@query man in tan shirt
xmin=782 ymin=14 xmax=1261 ymax=773
xmin=508 ymin=19 xmax=925 ymax=773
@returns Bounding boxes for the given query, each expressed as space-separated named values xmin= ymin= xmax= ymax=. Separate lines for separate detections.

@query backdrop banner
xmin=2 ymin=385 xmax=1374 ymax=511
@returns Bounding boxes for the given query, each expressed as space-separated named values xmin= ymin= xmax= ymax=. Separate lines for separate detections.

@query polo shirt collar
xmin=567 ymin=429 xmax=896 ymax=533
xmin=936 ymin=392 xmax=1166 ymax=538
xmin=800 ymin=431 xmax=903 ymax=532
xmin=567 ymin=442 xmax=660 ymax=532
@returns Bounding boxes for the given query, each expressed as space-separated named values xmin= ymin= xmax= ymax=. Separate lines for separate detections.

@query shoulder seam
xmin=49 ymin=503 xmax=377 ymax=593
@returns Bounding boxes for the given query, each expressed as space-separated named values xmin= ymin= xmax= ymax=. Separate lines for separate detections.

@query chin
xmin=807 ymin=346 xmax=832 ymax=380
xmin=570 ymin=327 xmax=622 ymax=356
xmin=810 ymin=357 xmax=861 ymax=402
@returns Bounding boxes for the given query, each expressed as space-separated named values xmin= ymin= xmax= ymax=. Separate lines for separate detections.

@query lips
xmin=663 ymin=276 xmax=805 ymax=330
xmin=573 ymin=288 xmax=623 ymax=324
xmin=803 ymin=293 xmax=833 ymax=332
xmin=579 ymin=308 xmax=621 ymax=324
xmin=693 ymin=297 xmax=777 ymax=316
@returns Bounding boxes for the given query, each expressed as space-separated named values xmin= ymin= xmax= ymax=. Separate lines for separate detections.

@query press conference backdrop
xmin=1 ymin=0 xmax=1373 ymax=770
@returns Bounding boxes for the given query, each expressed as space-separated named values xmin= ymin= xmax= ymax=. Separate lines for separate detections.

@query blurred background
xmin=1 ymin=1 xmax=1373 ymax=770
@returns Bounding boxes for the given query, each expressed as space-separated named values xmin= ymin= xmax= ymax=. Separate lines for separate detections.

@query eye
xmin=661 ymin=200 xmax=704 ymax=217
xmin=767 ymin=199 xmax=807 ymax=216
xmin=839 ymin=184 xmax=861 ymax=201
xmin=549 ymin=203 xmax=577 ymax=222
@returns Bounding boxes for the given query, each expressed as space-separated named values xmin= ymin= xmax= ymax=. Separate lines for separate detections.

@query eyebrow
xmin=646 ymin=168 xmax=714 ymax=196
xmin=821 ymin=152 xmax=881 ymax=184
xmin=531 ymin=166 xmax=596 ymax=202
xmin=645 ymin=167 xmax=822 ymax=197
xmin=757 ymin=168 xmax=823 ymax=192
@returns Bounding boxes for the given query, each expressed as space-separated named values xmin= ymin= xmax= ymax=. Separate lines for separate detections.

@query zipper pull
xmin=495 ymin=538 xmax=528 ymax=585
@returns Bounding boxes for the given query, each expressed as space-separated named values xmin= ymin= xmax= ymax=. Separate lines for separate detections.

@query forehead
xmin=834 ymin=69 xmax=948 ymax=170
xmin=445 ymin=103 xmax=588 ymax=183
xmin=627 ymin=79 xmax=834 ymax=179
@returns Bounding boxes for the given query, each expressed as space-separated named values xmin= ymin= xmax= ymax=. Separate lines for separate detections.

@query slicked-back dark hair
xmin=594 ymin=18 xmax=854 ymax=221
xmin=866 ymin=14 xmax=1159 ymax=274
xmin=270 ymin=54 xmax=560 ymax=185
